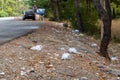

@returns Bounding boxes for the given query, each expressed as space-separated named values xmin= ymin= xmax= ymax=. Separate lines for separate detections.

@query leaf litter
xmin=0 ymin=21 xmax=119 ymax=80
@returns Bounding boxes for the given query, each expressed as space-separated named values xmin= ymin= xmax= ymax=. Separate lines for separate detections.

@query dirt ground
xmin=0 ymin=21 xmax=120 ymax=80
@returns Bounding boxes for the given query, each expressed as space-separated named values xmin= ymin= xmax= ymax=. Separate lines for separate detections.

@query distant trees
xmin=50 ymin=0 xmax=60 ymax=21
xmin=0 ymin=0 xmax=29 ymax=17
xmin=74 ymin=0 xmax=84 ymax=32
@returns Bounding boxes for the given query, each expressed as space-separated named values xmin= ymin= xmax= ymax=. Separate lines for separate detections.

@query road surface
xmin=0 ymin=18 xmax=42 ymax=44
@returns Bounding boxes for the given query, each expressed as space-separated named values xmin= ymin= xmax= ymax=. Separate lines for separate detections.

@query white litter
xmin=74 ymin=30 xmax=79 ymax=33
xmin=68 ymin=47 xmax=77 ymax=53
xmin=81 ymin=77 xmax=88 ymax=80
xmin=72 ymin=29 xmax=79 ymax=33
xmin=91 ymin=43 xmax=97 ymax=47
xmin=20 ymin=71 xmax=26 ymax=76
xmin=61 ymin=53 xmax=71 ymax=60
xmin=0 ymin=72 xmax=5 ymax=75
xmin=30 ymin=45 xmax=43 ymax=51
xmin=54 ymin=53 xmax=59 ymax=57
xmin=59 ymin=47 xmax=65 ymax=50
xmin=110 ymin=55 xmax=118 ymax=61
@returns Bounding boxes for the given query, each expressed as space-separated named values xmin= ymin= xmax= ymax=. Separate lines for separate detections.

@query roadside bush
xmin=112 ymin=35 xmax=120 ymax=43
xmin=5 ymin=7 xmax=13 ymax=16
xmin=0 ymin=11 xmax=8 ymax=17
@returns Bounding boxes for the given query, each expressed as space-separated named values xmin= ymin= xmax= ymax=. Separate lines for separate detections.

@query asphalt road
xmin=0 ymin=18 xmax=42 ymax=44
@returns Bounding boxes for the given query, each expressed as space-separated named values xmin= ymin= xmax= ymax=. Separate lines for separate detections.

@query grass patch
xmin=112 ymin=19 xmax=120 ymax=43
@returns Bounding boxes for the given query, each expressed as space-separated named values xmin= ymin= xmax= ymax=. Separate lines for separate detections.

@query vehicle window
xmin=25 ymin=11 xmax=34 ymax=14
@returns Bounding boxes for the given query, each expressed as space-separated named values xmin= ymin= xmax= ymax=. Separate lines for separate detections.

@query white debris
xmin=72 ymin=29 xmax=79 ymax=33
xmin=74 ymin=30 xmax=79 ymax=33
xmin=54 ymin=53 xmax=59 ymax=57
xmin=61 ymin=53 xmax=71 ymax=60
xmin=20 ymin=71 xmax=26 ymax=76
xmin=110 ymin=55 xmax=118 ymax=61
xmin=21 ymin=67 xmax=25 ymax=70
xmin=81 ymin=77 xmax=88 ymax=80
xmin=59 ymin=47 xmax=65 ymax=50
xmin=0 ymin=72 xmax=5 ymax=75
xmin=91 ymin=43 xmax=97 ymax=47
xmin=30 ymin=45 xmax=43 ymax=51
xmin=68 ymin=47 xmax=77 ymax=53
xmin=117 ymin=77 xmax=120 ymax=80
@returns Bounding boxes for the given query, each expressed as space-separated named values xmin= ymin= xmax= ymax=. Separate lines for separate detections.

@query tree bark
xmin=57 ymin=0 xmax=61 ymax=20
xmin=93 ymin=0 xmax=112 ymax=60
xmin=74 ymin=0 xmax=84 ymax=32
xmin=50 ymin=0 xmax=59 ymax=21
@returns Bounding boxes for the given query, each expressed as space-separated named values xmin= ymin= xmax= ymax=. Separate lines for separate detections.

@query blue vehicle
xmin=36 ymin=8 xmax=45 ymax=16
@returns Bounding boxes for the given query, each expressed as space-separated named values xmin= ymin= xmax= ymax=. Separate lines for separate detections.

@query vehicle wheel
xmin=23 ymin=18 xmax=25 ymax=20
xmin=33 ymin=18 xmax=35 ymax=20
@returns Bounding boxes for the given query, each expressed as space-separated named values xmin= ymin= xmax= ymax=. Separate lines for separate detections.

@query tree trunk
xmin=74 ymin=0 xmax=84 ymax=32
xmin=50 ymin=0 xmax=59 ymax=21
xmin=93 ymin=0 xmax=112 ymax=60
xmin=57 ymin=0 xmax=61 ymax=20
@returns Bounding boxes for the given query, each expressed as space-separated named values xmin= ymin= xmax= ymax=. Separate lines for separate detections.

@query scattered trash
xmin=74 ymin=30 xmax=79 ymax=33
xmin=21 ymin=67 xmax=25 ymax=70
xmin=72 ymin=29 xmax=79 ymax=33
xmin=59 ymin=47 xmax=65 ymax=50
xmin=0 ymin=72 xmax=5 ymax=75
xmin=54 ymin=53 xmax=59 ymax=57
xmin=20 ymin=71 xmax=26 ymax=76
xmin=61 ymin=53 xmax=71 ymax=60
xmin=30 ymin=45 xmax=43 ymax=51
xmin=110 ymin=55 xmax=118 ymax=61
xmin=81 ymin=77 xmax=88 ymax=80
xmin=73 ymin=78 xmax=79 ymax=80
xmin=91 ymin=43 xmax=97 ymax=47
xmin=117 ymin=77 xmax=120 ymax=80
xmin=68 ymin=47 xmax=77 ymax=53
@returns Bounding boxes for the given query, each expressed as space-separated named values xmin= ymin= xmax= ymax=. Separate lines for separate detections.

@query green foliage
xmin=110 ymin=1 xmax=120 ymax=18
xmin=5 ymin=7 xmax=13 ymax=16
xmin=0 ymin=11 xmax=8 ymax=17
xmin=57 ymin=0 xmax=100 ymax=36
xmin=80 ymin=3 xmax=100 ymax=35
xmin=112 ymin=35 xmax=120 ymax=43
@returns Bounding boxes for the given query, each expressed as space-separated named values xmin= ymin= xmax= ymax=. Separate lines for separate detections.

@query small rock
xmin=32 ymin=40 xmax=37 ymax=43
xmin=54 ymin=53 xmax=59 ymax=57
xmin=46 ymin=64 xmax=53 ymax=68
xmin=61 ymin=53 xmax=70 ymax=60
xmin=59 ymin=47 xmax=65 ymax=50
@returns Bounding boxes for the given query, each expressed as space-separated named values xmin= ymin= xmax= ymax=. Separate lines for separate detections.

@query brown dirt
xmin=0 ymin=21 xmax=120 ymax=80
